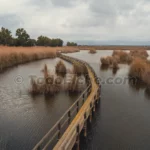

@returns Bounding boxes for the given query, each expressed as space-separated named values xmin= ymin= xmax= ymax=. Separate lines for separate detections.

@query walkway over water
xmin=33 ymin=54 xmax=100 ymax=150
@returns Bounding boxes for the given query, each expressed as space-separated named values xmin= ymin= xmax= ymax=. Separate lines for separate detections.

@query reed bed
xmin=89 ymin=49 xmax=97 ymax=54
xmin=130 ymin=49 xmax=149 ymax=59
xmin=112 ymin=50 xmax=132 ymax=64
xmin=30 ymin=64 xmax=61 ymax=95
xmin=55 ymin=60 xmax=67 ymax=76
xmin=100 ymin=49 xmax=149 ymax=71
xmin=73 ymin=62 xmax=88 ymax=75
xmin=67 ymin=75 xmax=79 ymax=93
xmin=129 ymin=58 xmax=150 ymax=86
xmin=30 ymin=64 xmax=86 ymax=95
xmin=0 ymin=46 xmax=80 ymax=72
xmin=77 ymin=46 xmax=150 ymax=50
xmin=100 ymin=56 xmax=119 ymax=70
xmin=100 ymin=49 xmax=150 ymax=86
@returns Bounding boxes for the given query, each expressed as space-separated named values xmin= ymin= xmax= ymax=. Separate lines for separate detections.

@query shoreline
xmin=0 ymin=46 xmax=149 ymax=73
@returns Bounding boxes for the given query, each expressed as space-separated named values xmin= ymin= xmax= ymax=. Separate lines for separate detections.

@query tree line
xmin=0 ymin=27 xmax=64 ymax=47
xmin=67 ymin=42 xmax=77 ymax=46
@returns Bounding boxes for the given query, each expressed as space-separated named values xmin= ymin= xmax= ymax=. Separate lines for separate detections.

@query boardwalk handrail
xmin=33 ymin=54 xmax=100 ymax=150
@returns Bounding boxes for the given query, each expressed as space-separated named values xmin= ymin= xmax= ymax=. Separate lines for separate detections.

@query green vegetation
xmin=0 ymin=27 xmax=13 ymax=46
xmin=37 ymin=36 xmax=63 ymax=47
xmin=0 ymin=27 xmax=65 ymax=47
xmin=66 ymin=42 xmax=77 ymax=46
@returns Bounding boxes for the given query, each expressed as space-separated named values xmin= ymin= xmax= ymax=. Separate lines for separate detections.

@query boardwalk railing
xmin=33 ymin=54 xmax=100 ymax=150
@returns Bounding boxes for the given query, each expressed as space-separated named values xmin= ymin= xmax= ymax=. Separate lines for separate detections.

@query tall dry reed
xmin=55 ymin=60 xmax=67 ymax=76
xmin=129 ymin=58 xmax=150 ymax=86
xmin=89 ymin=49 xmax=96 ymax=54
xmin=0 ymin=46 xmax=80 ymax=72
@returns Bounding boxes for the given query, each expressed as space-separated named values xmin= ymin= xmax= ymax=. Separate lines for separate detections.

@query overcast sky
xmin=0 ymin=0 xmax=150 ymax=45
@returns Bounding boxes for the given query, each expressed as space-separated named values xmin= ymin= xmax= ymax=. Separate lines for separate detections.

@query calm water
xmin=66 ymin=51 xmax=150 ymax=150
xmin=0 ymin=58 xmax=81 ymax=150
xmin=1 ymin=50 xmax=150 ymax=150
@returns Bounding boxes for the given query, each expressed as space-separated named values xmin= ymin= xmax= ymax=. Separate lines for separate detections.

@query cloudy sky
xmin=0 ymin=0 xmax=150 ymax=45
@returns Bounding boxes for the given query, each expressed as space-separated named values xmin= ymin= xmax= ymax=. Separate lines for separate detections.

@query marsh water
xmin=66 ymin=51 xmax=150 ymax=150
xmin=0 ymin=58 xmax=81 ymax=150
xmin=0 ymin=50 xmax=150 ymax=150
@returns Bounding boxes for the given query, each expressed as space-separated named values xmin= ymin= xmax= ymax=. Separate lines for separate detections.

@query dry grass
xmin=73 ymin=62 xmax=88 ymax=75
xmin=130 ymin=50 xmax=149 ymax=59
xmin=67 ymin=75 xmax=78 ymax=93
xmin=30 ymin=64 xmax=61 ymax=95
xmin=112 ymin=49 xmax=148 ymax=65
xmin=0 ymin=46 xmax=80 ymax=72
xmin=112 ymin=50 xmax=132 ymax=64
xmin=100 ymin=56 xmax=115 ymax=65
xmin=55 ymin=60 xmax=67 ymax=76
xmin=129 ymin=58 xmax=150 ymax=86
xmin=129 ymin=58 xmax=146 ymax=79
xmin=89 ymin=49 xmax=96 ymax=54
xmin=100 ymin=57 xmax=111 ymax=66
xmin=77 ymin=46 xmax=150 ymax=50
xmin=30 ymin=63 xmax=85 ymax=95
xmin=112 ymin=59 xmax=119 ymax=69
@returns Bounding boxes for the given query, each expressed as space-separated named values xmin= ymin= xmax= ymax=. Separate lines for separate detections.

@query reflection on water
xmin=66 ymin=50 xmax=150 ymax=150
xmin=100 ymin=64 xmax=119 ymax=75
xmin=112 ymin=68 xmax=118 ymax=75
xmin=129 ymin=78 xmax=147 ymax=91
xmin=100 ymin=65 xmax=109 ymax=71
xmin=145 ymin=87 xmax=150 ymax=99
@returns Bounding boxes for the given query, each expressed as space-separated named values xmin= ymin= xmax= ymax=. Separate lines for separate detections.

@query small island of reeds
xmin=89 ymin=49 xmax=97 ymax=54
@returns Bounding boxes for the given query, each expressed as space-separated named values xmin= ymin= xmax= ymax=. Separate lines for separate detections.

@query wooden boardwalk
xmin=33 ymin=54 xmax=100 ymax=150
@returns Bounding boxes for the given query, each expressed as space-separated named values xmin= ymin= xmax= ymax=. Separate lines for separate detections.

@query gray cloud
xmin=51 ymin=0 xmax=74 ymax=7
xmin=0 ymin=14 xmax=23 ymax=29
xmin=0 ymin=0 xmax=150 ymax=44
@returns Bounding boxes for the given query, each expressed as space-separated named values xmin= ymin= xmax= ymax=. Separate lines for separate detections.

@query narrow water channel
xmin=66 ymin=50 xmax=150 ymax=150
xmin=0 ymin=58 xmax=81 ymax=150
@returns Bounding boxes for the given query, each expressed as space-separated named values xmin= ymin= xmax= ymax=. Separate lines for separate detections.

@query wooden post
xmin=77 ymin=101 xmax=79 ymax=112
xmin=88 ymin=86 xmax=91 ymax=95
xmin=68 ymin=110 xmax=71 ymax=124
xmin=76 ymin=125 xmax=80 ymax=150
xmin=58 ymin=123 xmax=61 ymax=140
xmin=93 ymin=95 xmax=96 ymax=112
xmin=82 ymin=94 xmax=85 ymax=105
xmin=90 ymin=102 xmax=92 ymax=123
xmin=84 ymin=113 xmax=87 ymax=137
xmin=37 ymin=146 xmax=41 ymax=150
xmin=93 ymin=104 xmax=96 ymax=112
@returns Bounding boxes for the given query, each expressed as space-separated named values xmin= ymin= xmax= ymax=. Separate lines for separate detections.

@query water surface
xmin=0 ymin=58 xmax=80 ymax=150
xmin=66 ymin=50 xmax=150 ymax=150
xmin=1 ymin=50 xmax=150 ymax=150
